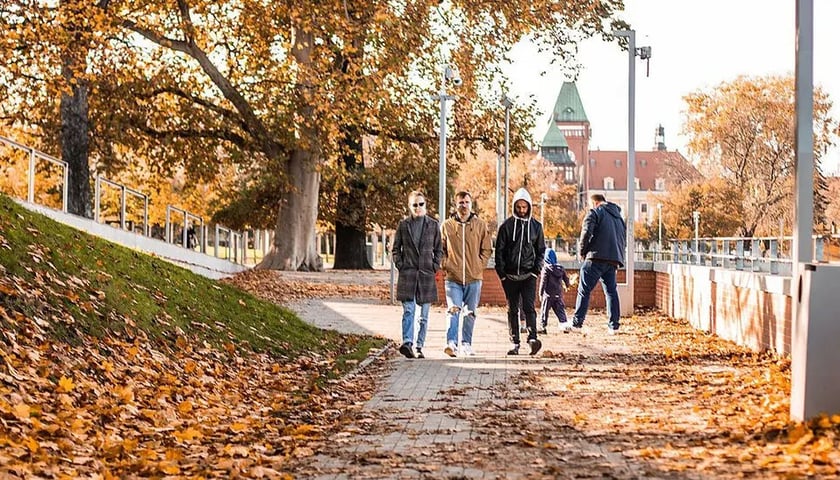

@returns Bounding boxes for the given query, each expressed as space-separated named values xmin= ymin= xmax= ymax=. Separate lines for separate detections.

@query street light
xmin=436 ymin=65 xmax=461 ymax=219
xmin=539 ymin=192 xmax=548 ymax=226
xmin=657 ymin=203 xmax=663 ymax=259
xmin=692 ymin=210 xmax=700 ymax=264
xmin=612 ymin=28 xmax=651 ymax=316
xmin=501 ymin=95 xmax=513 ymax=219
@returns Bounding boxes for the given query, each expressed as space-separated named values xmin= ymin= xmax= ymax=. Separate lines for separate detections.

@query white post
xmin=693 ymin=210 xmax=700 ymax=264
xmin=27 ymin=147 xmax=35 ymax=203
xmin=439 ymin=91 xmax=447 ymax=219
xmin=612 ymin=29 xmax=640 ymax=316
xmin=504 ymin=100 xmax=511 ymax=219
xmin=657 ymin=203 xmax=663 ymax=260
xmin=791 ymin=0 xmax=823 ymax=421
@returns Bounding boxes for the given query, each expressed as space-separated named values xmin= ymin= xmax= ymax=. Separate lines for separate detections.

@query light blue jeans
xmin=444 ymin=280 xmax=482 ymax=345
xmin=401 ymin=300 xmax=430 ymax=348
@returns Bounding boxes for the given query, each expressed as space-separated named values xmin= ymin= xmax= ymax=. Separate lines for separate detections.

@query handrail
xmin=0 ymin=134 xmax=68 ymax=212
xmin=94 ymin=175 xmax=150 ymax=235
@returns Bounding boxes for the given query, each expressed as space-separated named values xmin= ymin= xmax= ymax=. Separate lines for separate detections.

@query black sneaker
xmin=507 ymin=344 xmax=520 ymax=355
xmin=398 ymin=342 xmax=415 ymax=358
xmin=415 ymin=348 xmax=425 ymax=359
xmin=528 ymin=338 xmax=542 ymax=356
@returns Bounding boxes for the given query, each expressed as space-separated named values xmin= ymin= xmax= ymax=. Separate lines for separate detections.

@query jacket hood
xmin=603 ymin=202 xmax=623 ymax=219
xmin=544 ymin=248 xmax=557 ymax=265
xmin=512 ymin=188 xmax=532 ymax=219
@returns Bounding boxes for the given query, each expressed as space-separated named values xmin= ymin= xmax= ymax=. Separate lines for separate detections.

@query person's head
xmin=512 ymin=188 xmax=532 ymax=219
xmin=590 ymin=193 xmax=607 ymax=208
xmin=544 ymin=247 xmax=557 ymax=265
xmin=454 ymin=191 xmax=472 ymax=217
xmin=408 ymin=190 xmax=427 ymax=218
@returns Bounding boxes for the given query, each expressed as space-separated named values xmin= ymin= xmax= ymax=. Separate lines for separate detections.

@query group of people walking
xmin=391 ymin=187 xmax=626 ymax=358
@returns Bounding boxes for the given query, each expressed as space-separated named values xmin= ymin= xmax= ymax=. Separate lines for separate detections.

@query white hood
xmin=512 ymin=188 xmax=532 ymax=219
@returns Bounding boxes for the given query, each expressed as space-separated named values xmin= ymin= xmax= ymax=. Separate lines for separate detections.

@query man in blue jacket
xmin=570 ymin=193 xmax=627 ymax=334
xmin=495 ymin=188 xmax=545 ymax=355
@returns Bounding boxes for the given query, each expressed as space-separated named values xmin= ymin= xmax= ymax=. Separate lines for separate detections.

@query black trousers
xmin=502 ymin=276 xmax=537 ymax=344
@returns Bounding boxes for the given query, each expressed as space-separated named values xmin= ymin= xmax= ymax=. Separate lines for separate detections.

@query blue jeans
xmin=444 ymin=280 xmax=482 ymax=345
xmin=573 ymin=260 xmax=620 ymax=329
xmin=401 ymin=300 xmax=430 ymax=347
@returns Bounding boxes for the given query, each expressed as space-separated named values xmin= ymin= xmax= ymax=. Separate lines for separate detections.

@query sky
xmin=504 ymin=0 xmax=840 ymax=175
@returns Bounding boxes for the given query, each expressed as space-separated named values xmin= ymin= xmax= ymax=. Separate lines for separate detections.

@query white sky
xmin=504 ymin=0 xmax=840 ymax=175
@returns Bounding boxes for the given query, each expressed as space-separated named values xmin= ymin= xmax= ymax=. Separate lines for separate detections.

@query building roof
xmin=586 ymin=150 xmax=701 ymax=191
xmin=551 ymin=81 xmax=589 ymax=124
xmin=540 ymin=121 xmax=569 ymax=148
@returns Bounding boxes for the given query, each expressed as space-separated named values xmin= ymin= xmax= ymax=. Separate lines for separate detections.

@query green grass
xmin=0 ymin=194 xmax=386 ymax=362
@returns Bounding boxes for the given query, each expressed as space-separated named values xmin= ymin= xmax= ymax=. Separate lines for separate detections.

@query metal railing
xmin=94 ymin=176 xmax=149 ymax=235
xmin=661 ymin=235 xmax=840 ymax=276
xmin=0 ymin=135 xmax=68 ymax=212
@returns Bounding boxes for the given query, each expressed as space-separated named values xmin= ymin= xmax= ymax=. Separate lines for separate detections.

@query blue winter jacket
xmin=578 ymin=201 xmax=627 ymax=267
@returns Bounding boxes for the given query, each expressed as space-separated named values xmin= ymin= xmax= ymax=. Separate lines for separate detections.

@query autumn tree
xmin=3 ymin=0 xmax=626 ymax=271
xmin=683 ymin=75 xmax=838 ymax=237
xmin=658 ymin=178 xmax=743 ymax=240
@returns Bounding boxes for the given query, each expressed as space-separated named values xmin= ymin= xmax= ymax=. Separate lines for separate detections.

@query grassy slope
xmin=0 ymin=194 xmax=380 ymax=361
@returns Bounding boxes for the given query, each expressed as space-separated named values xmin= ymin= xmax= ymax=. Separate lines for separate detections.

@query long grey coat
xmin=392 ymin=215 xmax=442 ymax=304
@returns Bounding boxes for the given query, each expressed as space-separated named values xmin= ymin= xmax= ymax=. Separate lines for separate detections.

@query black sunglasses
xmin=411 ymin=202 xmax=425 ymax=207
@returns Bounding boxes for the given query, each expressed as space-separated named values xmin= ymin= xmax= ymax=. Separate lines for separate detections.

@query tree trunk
xmin=333 ymin=127 xmax=372 ymax=270
xmin=60 ymin=10 xmax=92 ymax=218
xmin=257 ymin=148 xmax=323 ymax=271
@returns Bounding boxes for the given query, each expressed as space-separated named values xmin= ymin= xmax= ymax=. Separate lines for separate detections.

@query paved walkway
xmin=290 ymin=297 xmax=633 ymax=479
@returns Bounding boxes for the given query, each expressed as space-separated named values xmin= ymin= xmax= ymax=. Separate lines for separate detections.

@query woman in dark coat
xmin=392 ymin=190 xmax=442 ymax=359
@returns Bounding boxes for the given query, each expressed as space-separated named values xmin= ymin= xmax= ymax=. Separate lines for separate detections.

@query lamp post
xmin=657 ymin=203 xmax=663 ymax=260
xmin=692 ymin=210 xmax=700 ymax=264
xmin=436 ymin=65 xmax=461 ymax=219
xmin=612 ymin=29 xmax=651 ymax=316
xmin=539 ymin=192 xmax=548 ymax=226
xmin=501 ymin=95 xmax=513 ymax=219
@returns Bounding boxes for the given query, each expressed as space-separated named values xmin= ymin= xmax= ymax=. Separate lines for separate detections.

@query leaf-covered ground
xmin=274 ymin=302 xmax=840 ymax=479
xmin=0 ymin=195 xmax=387 ymax=478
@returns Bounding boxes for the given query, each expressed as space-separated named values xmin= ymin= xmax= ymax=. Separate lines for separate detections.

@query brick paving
xmin=290 ymin=291 xmax=633 ymax=479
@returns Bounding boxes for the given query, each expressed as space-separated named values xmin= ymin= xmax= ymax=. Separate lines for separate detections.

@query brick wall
xmin=435 ymin=268 xmax=657 ymax=309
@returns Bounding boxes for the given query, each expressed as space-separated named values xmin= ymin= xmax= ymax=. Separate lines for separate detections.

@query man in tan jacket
xmin=440 ymin=191 xmax=492 ymax=356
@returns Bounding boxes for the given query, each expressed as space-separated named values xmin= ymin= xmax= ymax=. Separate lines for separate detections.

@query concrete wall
xmin=18 ymin=201 xmax=248 ymax=280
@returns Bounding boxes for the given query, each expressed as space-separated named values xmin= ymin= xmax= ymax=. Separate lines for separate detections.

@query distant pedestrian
xmin=494 ymin=188 xmax=546 ymax=355
xmin=440 ymin=191 xmax=492 ymax=357
xmin=392 ymin=190 xmax=442 ymax=359
xmin=538 ymin=247 xmax=571 ymax=333
xmin=570 ymin=193 xmax=626 ymax=334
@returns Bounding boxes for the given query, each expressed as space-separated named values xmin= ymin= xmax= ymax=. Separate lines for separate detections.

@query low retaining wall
xmin=435 ymin=262 xmax=793 ymax=355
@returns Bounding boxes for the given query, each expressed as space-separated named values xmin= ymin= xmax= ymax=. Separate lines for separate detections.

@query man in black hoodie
xmin=570 ymin=194 xmax=627 ymax=334
xmin=495 ymin=188 xmax=545 ymax=355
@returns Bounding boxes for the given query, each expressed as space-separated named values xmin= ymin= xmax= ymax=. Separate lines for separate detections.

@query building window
xmin=565 ymin=166 xmax=574 ymax=182
xmin=604 ymin=177 xmax=614 ymax=190
xmin=634 ymin=177 xmax=640 ymax=189
xmin=614 ymin=158 xmax=621 ymax=167
xmin=640 ymin=159 xmax=647 ymax=167
xmin=641 ymin=203 xmax=648 ymax=213
xmin=655 ymin=178 xmax=665 ymax=191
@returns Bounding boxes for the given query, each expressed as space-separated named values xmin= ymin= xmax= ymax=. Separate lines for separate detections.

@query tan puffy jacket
xmin=441 ymin=213 xmax=492 ymax=285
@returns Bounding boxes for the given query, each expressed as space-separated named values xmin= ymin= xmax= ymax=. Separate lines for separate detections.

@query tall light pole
xmin=436 ymin=65 xmax=461 ymax=219
xmin=692 ymin=210 xmax=700 ymax=263
xmin=501 ymin=95 xmax=513 ymax=219
xmin=612 ymin=29 xmax=651 ymax=316
xmin=539 ymin=192 xmax=548 ymax=226
xmin=657 ymin=202 xmax=663 ymax=260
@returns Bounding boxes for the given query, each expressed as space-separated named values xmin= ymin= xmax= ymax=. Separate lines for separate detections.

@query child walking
xmin=538 ymin=248 xmax=571 ymax=333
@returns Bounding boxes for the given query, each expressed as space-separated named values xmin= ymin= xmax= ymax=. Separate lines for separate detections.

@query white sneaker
xmin=444 ymin=341 xmax=457 ymax=357
xmin=607 ymin=327 xmax=619 ymax=335
xmin=461 ymin=343 xmax=475 ymax=356
xmin=559 ymin=322 xmax=573 ymax=333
